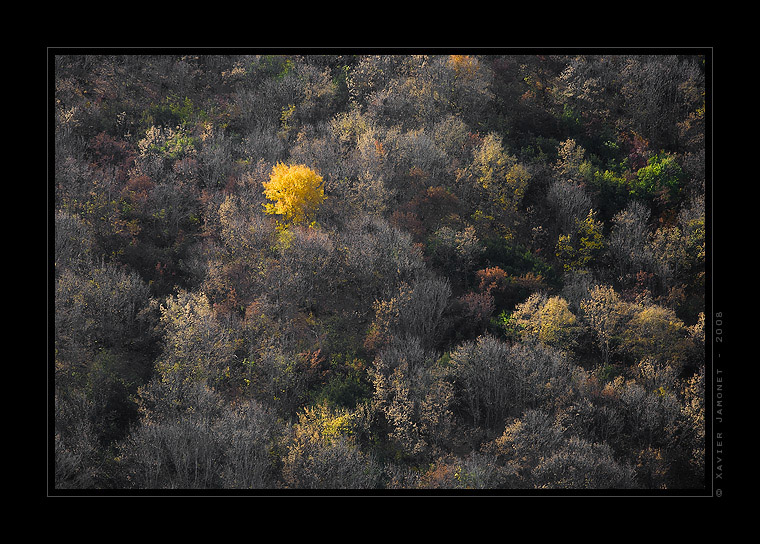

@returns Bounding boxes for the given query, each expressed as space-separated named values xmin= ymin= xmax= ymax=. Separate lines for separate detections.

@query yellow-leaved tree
xmin=262 ymin=163 xmax=326 ymax=225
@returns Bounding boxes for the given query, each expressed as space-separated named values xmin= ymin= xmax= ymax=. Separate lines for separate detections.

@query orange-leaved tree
xmin=262 ymin=163 xmax=326 ymax=225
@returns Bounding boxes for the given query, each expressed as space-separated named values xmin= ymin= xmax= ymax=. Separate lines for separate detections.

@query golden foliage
xmin=262 ymin=163 xmax=326 ymax=225
xmin=512 ymin=293 xmax=579 ymax=348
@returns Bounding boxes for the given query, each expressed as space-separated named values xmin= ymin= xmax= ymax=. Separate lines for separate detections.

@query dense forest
xmin=51 ymin=51 xmax=708 ymax=493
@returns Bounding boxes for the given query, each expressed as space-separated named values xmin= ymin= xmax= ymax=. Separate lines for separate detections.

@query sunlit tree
xmin=282 ymin=403 xmax=381 ymax=489
xmin=155 ymin=290 xmax=235 ymax=387
xmin=262 ymin=163 xmax=326 ymax=225
xmin=555 ymin=209 xmax=605 ymax=272
xmin=510 ymin=293 xmax=581 ymax=350
xmin=621 ymin=304 xmax=689 ymax=368
xmin=580 ymin=285 xmax=627 ymax=366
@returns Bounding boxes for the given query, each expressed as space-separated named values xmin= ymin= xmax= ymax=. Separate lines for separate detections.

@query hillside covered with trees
xmin=52 ymin=51 xmax=708 ymax=493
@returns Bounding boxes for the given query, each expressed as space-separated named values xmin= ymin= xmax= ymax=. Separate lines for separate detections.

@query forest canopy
xmin=51 ymin=51 xmax=709 ymax=493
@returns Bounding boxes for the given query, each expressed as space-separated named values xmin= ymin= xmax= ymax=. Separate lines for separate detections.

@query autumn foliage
xmin=52 ymin=52 xmax=710 ymax=493
xmin=263 ymin=163 xmax=326 ymax=225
